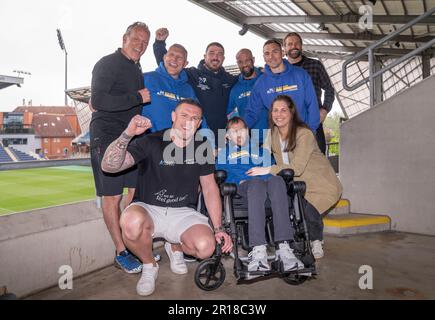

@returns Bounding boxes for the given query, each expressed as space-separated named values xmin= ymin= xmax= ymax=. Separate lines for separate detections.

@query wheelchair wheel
xmin=283 ymin=273 xmax=309 ymax=286
xmin=194 ymin=258 xmax=226 ymax=291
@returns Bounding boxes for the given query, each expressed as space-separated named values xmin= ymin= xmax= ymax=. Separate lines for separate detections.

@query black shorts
xmin=90 ymin=145 xmax=138 ymax=197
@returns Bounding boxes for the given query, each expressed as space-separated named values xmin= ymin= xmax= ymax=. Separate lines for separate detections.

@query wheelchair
xmin=194 ymin=169 xmax=317 ymax=291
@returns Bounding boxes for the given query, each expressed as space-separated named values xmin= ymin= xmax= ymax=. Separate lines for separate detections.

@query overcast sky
xmin=0 ymin=0 xmax=341 ymax=114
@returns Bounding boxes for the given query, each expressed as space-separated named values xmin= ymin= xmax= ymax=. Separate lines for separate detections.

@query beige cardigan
xmin=265 ymin=127 xmax=342 ymax=214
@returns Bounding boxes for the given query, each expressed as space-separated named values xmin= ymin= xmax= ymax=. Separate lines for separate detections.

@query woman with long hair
xmin=247 ymin=94 xmax=342 ymax=258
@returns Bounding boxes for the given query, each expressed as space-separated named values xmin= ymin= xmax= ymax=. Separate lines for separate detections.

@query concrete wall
xmin=0 ymin=158 xmax=90 ymax=171
xmin=340 ymin=74 xmax=435 ymax=235
xmin=0 ymin=201 xmax=114 ymax=298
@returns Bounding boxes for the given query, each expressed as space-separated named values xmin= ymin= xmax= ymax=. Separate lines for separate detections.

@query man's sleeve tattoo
xmin=101 ymin=132 xmax=135 ymax=173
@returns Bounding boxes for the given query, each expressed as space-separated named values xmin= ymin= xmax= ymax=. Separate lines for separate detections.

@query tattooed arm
xmin=101 ymin=115 xmax=152 ymax=173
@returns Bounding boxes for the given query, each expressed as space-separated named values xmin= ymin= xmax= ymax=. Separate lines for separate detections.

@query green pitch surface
xmin=0 ymin=166 xmax=96 ymax=215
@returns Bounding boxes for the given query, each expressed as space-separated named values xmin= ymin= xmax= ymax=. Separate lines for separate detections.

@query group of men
xmin=89 ymin=21 xmax=335 ymax=296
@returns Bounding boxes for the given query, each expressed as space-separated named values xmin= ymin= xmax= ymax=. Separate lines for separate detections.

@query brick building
xmin=0 ymin=106 xmax=81 ymax=159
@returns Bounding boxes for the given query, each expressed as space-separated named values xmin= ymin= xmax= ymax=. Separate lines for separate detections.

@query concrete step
xmin=323 ymin=213 xmax=391 ymax=236
xmin=328 ymin=199 xmax=350 ymax=215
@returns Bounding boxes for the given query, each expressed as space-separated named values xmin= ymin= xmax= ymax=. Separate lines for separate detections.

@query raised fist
xmin=125 ymin=115 xmax=152 ymax=136
xmin=155 ymin=28 xmax=169 ymax=41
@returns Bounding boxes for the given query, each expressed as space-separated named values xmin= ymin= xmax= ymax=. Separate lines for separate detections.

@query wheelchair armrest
xmin=220 ymin=183 xmax=237 ymax=196
xmin=289 ymin=180 xmax=306 ymax=195
xmin=277 ymin=169 xmax=294 ymax=184
xmin=214 ymin=170 xmax=227 ymax=186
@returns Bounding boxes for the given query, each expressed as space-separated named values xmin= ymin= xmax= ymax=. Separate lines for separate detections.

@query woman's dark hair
xmin=268 ymin=95 xmax=308 ymax=152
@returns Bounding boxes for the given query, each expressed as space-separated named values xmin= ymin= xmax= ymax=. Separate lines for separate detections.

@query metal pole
xmin=368 ymin=48 xmax=374 ymax=108
xmin=65 ymin=51 xmax=68 ymax=106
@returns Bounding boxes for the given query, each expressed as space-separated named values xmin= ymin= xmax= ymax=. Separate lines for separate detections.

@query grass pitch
xmin=0 ymin=166 xmax=96 ymax=215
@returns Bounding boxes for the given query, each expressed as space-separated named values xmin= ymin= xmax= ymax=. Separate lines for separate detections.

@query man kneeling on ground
xmin=101 ymin=99 xmax=233 ymax=296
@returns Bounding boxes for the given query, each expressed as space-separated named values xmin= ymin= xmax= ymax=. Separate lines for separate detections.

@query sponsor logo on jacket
xmin=156 ymin=90 xmax=186 ymax=101
xmin=237 ymin=91 xmax=251 ymax=99
xmin=266 ymin=84 xmax=298 ymax=94
xmin=228 ymin=150 xmax=260 ymax=160
xmin=197 ymin=77 xmax=210 ymax=91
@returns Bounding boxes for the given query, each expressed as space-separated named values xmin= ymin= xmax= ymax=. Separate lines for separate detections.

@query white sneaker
xmin=276 ymin=242 xmax=304 ymax=272
xmin=247 ymin=245 xmax=271 ymax=272
xmin=136 ymin=263 xmax=159 ymax=296
xmin=164 ymin=242 xmax=188 ymax=274
xmin=311 ymin=240 xmax=324 ymax=259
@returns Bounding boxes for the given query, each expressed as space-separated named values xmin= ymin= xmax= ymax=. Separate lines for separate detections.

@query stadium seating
xmin=0 ymin=146 xmax=13 ymax=163
xmin=9 ymin=147 xmax=37 ymax=161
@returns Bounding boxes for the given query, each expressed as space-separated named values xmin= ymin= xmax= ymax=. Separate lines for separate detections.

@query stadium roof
xmin=66 ymin=86 xmax=91 ymax=104
xmin=189 ymin=0 xmax=435 ymax=118
xmin=0 ymin=74 xmax=23 ymax=90
xmin=189 ymin=0 xmax=435 ymax=58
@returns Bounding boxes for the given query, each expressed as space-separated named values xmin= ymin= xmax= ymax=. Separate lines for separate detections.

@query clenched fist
xmin=125 ymin=115 xmax=152 ymax=137
xmin=138 ymin=87 xmax=151 ymax=104
xmin=155 ymin=28 xmax=169 ymax=41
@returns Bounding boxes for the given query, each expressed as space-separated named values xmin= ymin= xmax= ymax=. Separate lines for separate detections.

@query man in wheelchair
xmin=213 ymin=117 xmax=309 ymax=281
xmin=193 ymin=116 xmax=315 ymax=290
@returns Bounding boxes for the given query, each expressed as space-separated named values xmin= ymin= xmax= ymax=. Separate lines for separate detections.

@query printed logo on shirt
xmin=154 ymin=189 xmax=188 ymax=204
xmin=266 ymin=84 xmax=298 ymax=94
xmin=156 ymin=90 xmax=186 ymax=101
xmin=159 ymin=159 xmax=176 ymax=166
xmin=222 ymin=83 xmax=231 ymax=89
xmin=237 ymin=91 xmax=251 ymax=99
xmin=197 ymin=77 xmax=210 ymax=91
xmin=159 ymin=158 xmax=196 ymax=166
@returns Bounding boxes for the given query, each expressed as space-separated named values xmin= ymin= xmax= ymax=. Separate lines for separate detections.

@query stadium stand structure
xmin=0 ymin=145 xmax=13 ymax=163
xmin=9 ymin=146 xmax=37 ymax=161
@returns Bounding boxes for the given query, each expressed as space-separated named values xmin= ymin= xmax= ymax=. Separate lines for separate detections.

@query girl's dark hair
xmin=268 ymin=95 xmax=308 ymax=152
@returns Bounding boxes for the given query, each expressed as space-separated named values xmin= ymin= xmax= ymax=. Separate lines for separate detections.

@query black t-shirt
xmin=128 ymin=130 xmax=215 ymax=207
xmin=90 ymin=49 xmax=144 ymax=148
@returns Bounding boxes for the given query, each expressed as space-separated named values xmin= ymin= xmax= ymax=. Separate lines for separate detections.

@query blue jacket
xmin=142 ymin=62 xmax=208 ymax=132
xmin=154 ymin=40 xmax=237 ymax=141
xmin=244 ymin=59 xmax=319 ymax=132
xmin=216 ymin=141 xmax=274 ymax=185
xmin=227 ymin=68 xmax=269 ymax=141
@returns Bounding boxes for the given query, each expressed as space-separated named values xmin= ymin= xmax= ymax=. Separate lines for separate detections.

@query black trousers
xmin=316 ymin=123 xmax=326 ymax=155
xmin=303 ymin=199 xmax=324 ymax=241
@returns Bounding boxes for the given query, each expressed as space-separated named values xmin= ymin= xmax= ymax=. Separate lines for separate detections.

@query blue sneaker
xmin=115 ymin=250 xmax=142 ymax=274
xmin=153 ymin=253 xmax=161 ymax=262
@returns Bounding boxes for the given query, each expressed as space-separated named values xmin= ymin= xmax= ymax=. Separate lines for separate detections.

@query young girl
xmin=249 ymin=95 xmax=342 ymax=259
xmin=216 ymin=117 xmax=303 ymax=273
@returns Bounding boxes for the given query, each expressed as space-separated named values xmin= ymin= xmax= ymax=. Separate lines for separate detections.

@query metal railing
xmin=342 ymin=7 xmax=435 ymax=108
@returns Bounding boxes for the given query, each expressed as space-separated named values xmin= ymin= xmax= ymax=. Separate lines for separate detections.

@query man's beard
xmin=287 ymin=49 xmax=302 ymax=59
xmin=241 ymin=66 xmax=255 ymax=78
